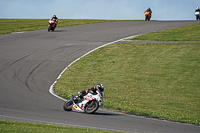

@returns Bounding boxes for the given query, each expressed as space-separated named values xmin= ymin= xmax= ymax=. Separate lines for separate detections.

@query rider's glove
xmin=74 ymin=95 xmax=78 ymax=102
xmin=78 ymin=92 xmax=82 ymax=97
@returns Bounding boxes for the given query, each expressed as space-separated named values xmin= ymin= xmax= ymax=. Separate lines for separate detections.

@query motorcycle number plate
xmin=72 ymin=104 xmax=82 ymax=111
xmin=73 ymin=105 xmax=78 ymax=109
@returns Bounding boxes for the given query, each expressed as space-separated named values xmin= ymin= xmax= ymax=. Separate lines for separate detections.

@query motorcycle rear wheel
xmin=63 ymin=101 xmax=73 ymax=111
xmin=85 ymin=101 xmax=99 ymax=114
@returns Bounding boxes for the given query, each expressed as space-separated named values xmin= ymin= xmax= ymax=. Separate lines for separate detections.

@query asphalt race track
xmin=0 ymin=21 xmax=200 ymax=133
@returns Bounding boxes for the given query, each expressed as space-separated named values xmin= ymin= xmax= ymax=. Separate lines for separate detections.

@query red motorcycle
xmin=48 ymin=19 xmax=57 ymax=32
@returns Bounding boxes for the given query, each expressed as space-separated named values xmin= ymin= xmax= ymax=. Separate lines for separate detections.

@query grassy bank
xmin=54 ymin=23 xmax=200 ymax=125
xmin=0 ymin=19 xmax=120 ymax=34
xmin=0 ymin=120 xmax=117 ymax=133
xmin=54 ymin=42 xmax=200 ymax=125
xmin=130 ymin=23 xmax=200 ymax=41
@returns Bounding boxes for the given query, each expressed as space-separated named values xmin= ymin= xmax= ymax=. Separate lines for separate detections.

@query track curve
xmin=0 ymin=21 xmax=200 ymax=133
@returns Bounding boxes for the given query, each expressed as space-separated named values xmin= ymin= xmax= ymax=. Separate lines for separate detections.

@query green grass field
xmin=130 ymin=23 xmax=200 ymax=41
xmin=54 ymin=23 xmax=200 ymax=125
xmin=55 ymin=42 xmax=200 ymax=125
xmin=0 ymin=120 xmax=118 ymax=133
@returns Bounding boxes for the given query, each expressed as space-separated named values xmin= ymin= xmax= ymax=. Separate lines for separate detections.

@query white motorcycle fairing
xmin=67 ymin=90 xmax=104 ymax=113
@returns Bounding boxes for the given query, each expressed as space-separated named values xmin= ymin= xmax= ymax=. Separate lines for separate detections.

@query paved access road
xmin=0 ymin=21 xmax=199 ymax=133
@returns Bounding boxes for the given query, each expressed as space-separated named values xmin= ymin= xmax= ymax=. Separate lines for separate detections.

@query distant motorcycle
xmin=195 ymin=11 xmax=200 ymax=20
xmin=145 ymin=11 xmax=151 ymax=21
xmin=63 ymin=90 xmax=104 ymax=114
xmin=48 ymin=19 xmax=57 ymax=32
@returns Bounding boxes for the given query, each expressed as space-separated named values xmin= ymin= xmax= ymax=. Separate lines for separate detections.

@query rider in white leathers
xmin=74 ymin=84 xmax=104 ymax=102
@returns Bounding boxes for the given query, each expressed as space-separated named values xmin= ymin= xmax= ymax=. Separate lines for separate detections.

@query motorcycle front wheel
xmin=85 ymin=101 xmax=99 ymax=114
xmin=145 ymin=16 xmax=150 ymax=21
xmin=48 ymin=26 xmax=51 ymax=32
xmin=63 ymin=101 xmax=73 ymax=111
xmin=52 ymin=27 xmax=55 ymax=31
xmin=196 ymin=15 xmax=200 ymax=20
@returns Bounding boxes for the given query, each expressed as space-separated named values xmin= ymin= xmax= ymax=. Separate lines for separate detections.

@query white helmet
xmin=96 ymin=84 xmax=104 ymax=92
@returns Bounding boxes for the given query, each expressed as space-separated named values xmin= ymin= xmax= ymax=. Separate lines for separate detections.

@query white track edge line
xmin=49 ymin=35 xmax=139 ymax=101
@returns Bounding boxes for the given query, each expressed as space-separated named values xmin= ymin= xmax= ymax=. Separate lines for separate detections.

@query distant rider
xmin=195 ymin=7 xmax=200 ymax=12
xmin=195 ymin=7 xmax=200 ymax=20
xmin=50 ymin=15 xmax=58 ymax=27
xmin=145 ymin=7 xmax=152 ymax=18
xmin=74 ymin=84 xmax=104 ymax=102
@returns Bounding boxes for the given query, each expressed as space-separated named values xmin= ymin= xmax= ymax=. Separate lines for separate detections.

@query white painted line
xmin=49 ymin=35 xmax=139 ymax=101
xmin=11 ymin=32 xmax=24 ymax=34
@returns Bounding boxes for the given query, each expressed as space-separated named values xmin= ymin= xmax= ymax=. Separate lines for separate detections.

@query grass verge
xmin=0 ymin=19 xmax=120 ymax=34
xmin=54 ymin=42 xmax=200 ymax=125
xmin=130 ymin=23 xmax=200 ymax=41
xmin=0 ymin=120 xmax=118 ymax=133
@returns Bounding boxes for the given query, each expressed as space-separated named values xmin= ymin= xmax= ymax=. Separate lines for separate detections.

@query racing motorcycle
xmin=48 ymin=19 xmax=57 ymax=32
xmin=195 ymin=11 xmax=200 ymax=20
xmin=145 ymin=11 xmax=151 ymax=21
xmin=63 ymin=91 xmax=104 ymax=114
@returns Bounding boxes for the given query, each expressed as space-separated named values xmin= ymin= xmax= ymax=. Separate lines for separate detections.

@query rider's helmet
xmin=197 ymin=7 xmax=199 ymax=10
xmin=53 ymin=15 xmax=56 ymax=18
xmin=96 ymin=84 xmax=104 ymax=92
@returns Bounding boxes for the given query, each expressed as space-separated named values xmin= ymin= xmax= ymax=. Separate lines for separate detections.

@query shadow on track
xmin=91 ymin=112 xmax=120 ymax=116
xmin=53 ymin=30 xmax=67 ymax=32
